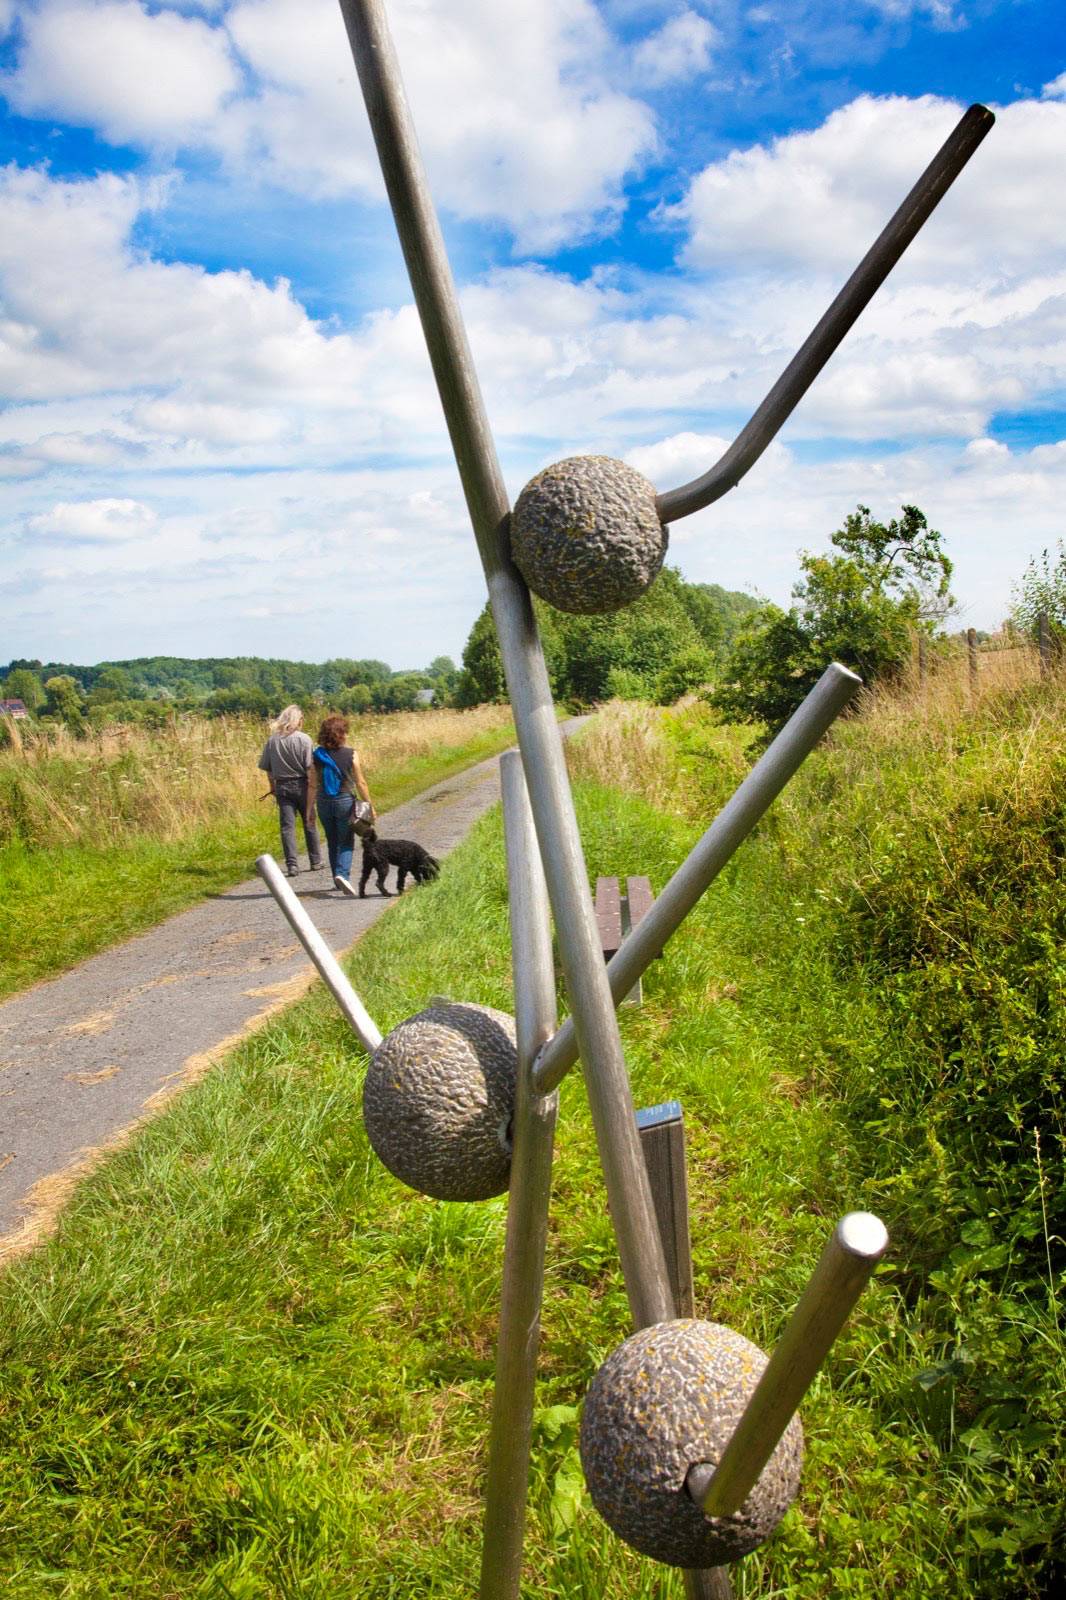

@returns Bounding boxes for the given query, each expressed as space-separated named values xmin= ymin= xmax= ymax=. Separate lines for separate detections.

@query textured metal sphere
xmin=362 ymin=1003 xmax=517 ymax=1201
xmin=510 ymin=455 xmax=668 ymax=614
xmin=580 ymin=1319 xmax=803 ymax=1568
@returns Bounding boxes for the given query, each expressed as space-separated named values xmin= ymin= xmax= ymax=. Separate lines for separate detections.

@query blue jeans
xmin=317 ymin=793 xmax=354 ymax=880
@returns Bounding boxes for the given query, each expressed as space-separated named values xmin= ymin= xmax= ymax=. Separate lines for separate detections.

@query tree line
xmin=0 ymin=654 xmax=461 ymax=732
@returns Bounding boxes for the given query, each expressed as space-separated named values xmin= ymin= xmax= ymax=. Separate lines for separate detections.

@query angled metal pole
xmin=479 ymin=752 xmax=560 ymax=1600
xmin=532 ymin=663 xmax=861 ymax=1095
xmin=337 ymin=0 xmax=673 ymax=1332
xmin=256 ymin=854 xmax=382 ymax=1052
xmin=656 ymin=104 xmax=993 ymax=521
xmin=687 ymin=1213 xmax=889 ymax=1518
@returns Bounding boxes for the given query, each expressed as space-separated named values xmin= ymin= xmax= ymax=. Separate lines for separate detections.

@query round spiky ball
xmin=510 ymin=455 xmax=667 ymax=614
xmin=579 ymin=1319 xmax=803 ymax=1568
xmin=362 ymin=1003 xmax=517 ymax=1201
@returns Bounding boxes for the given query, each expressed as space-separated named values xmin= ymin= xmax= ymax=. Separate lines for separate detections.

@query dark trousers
xmin=274 ymin=777 xmax=322 ymax=870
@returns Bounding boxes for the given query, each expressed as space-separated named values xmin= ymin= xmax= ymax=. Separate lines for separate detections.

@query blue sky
xmin=1 ymin=1 xmax=1064 ymax=669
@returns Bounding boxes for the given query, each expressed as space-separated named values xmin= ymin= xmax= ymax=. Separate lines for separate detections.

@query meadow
xmin=0 ymin=704 xmax=516 ymax=998
xmin=0 ymin=667 xmax=1062 ymax=1596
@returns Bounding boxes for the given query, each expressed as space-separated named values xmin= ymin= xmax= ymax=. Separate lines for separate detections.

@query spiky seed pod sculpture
xmin=579 ymin=1319 xmax=804 ymax=1568
xmin=362 ymin=1002 xmax=517 ymax=1201
xmin=509 ymin=455 xmax=668 ymax=615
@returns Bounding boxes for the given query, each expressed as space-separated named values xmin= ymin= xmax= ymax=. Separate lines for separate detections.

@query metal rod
xmin=685 ymin=1570 xmax=735 ymax=1600
xmin=656 ymin=104 xmax=994 ymax=523
xmin=338 ymin=0 xmax=674 ymax=1332
xmin=255 ymin=854 xmax=382 ymax=1053
xmin=687 ymin=1213 xmax=889 ymax=1518
xmin=479 ymin=752 xmax=560 ymax=1600
xmin=532 ymin=663 xmax=861 ymax=1096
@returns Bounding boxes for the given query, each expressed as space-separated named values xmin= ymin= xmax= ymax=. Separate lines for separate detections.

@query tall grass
xmin=0 ymin=706 xmax=513 ymax=852
xmin=569 ymin=673 xmax=1066 ymax=1593
xmin=0 ymin=706 xmax=515 ymax=997
xmin=566 ymin=696 xmax=753 ymax=818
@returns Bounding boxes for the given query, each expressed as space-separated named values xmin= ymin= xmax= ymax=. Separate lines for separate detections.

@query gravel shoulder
xmin=0 ymin=730 xmax=584 ymax=1255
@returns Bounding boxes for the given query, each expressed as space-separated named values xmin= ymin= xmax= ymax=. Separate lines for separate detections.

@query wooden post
xmin=1039 ymin=611 xmax=1052 ymax=677
xmin=636 ymin=1101 xmax=695 ymax=1318
xmin=918 ymin=632 xmax=928 ymax=686
xmin=967 ymin=627 xmax=978 ymax=698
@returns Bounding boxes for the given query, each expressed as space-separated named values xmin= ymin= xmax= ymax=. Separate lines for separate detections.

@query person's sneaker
xmin=334 ymin=875 xmax=358 ymax=898
xmin=286 ymin=864 xmax=300 ymax=878
xmin=309 ymin=861 xmax=324 ymax=872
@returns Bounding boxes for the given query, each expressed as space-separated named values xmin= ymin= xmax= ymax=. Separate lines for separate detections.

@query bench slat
xmin=594 ymin=876 xmax=623 ymax=960
xmin=626 ymin=875 xmax=654 ymax=928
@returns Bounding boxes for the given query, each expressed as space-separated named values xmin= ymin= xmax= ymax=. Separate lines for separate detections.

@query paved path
xmin=0 ymin=732 xmax=581 ymax=1255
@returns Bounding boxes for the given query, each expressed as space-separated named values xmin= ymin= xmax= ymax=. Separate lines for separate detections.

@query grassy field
xmin=0 ymin=678 xmax=1062 ymax=1596
xmin=0 ymin=705 xmax=516 ymax=998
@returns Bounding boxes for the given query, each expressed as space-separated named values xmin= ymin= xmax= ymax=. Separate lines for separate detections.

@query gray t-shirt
xmin=258 ymin=730 xmax=313 ymax=781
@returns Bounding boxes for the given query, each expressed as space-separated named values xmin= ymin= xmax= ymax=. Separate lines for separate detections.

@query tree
xmin=455 ymin=567 xmax=728 ymax=707
xmin=831 ymin=503 xmax=954 ymax=621
xmin=456 ymin=606 xmax=508 ymax=706
xmin=2 ymin=668 xmax=44 ymax=711
xmin=652 ymin=647 xmax=715 ymax=705
xmin=88 ymin=665 xmax=142 ymax=705
xmin=337 ymin=683 xmax=373 ymax=715
xmin=1012 ymin=541 xmax=1066 ymax=646
xmin=714 ymin=504 xmax=952 ymax=733
xmin=425 ymin=655 xmax=459 ymax=701
xmin=43 ymin=675 xmax=86 ymax=726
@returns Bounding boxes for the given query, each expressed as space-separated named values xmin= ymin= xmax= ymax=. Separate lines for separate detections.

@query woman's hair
xmin=317 ymin=714 xmax=349 ymax=750
xmin=270 ymin=704 xmax=303 ymax=735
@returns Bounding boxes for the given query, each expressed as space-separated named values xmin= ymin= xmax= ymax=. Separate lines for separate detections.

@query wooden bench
xmin=594 ymin=875 xmax=658 ymax=1003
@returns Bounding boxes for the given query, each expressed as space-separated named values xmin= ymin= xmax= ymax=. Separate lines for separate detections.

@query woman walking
xmin=311 ymin=714 xmax=375 ymax=896
xmin=258 ymin=705 xmax=323 ymax=878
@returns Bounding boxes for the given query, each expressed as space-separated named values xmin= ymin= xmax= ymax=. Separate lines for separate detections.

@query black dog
xmin=358 ymin=827 xmax=440 ymax=896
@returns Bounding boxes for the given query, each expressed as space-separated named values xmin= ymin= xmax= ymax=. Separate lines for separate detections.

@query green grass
xmin=0 ymin=721 xmax=517 ymax=999
xmin=0 ymin=692 xmax=1062 ymax=1596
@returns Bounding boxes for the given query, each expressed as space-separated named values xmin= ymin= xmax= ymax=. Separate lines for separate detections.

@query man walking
xmin=258 ymin=704 xmax=324 ymax=877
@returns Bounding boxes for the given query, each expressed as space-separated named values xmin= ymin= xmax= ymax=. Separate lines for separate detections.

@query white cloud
xmin=1 ymin=0 xmax=657 ymax=249
xmin=25 ymin=497 xmax=158 ymax=542
xmin=3 ymin=1 xmax=240 ymax=145
xmin=27 ymin=431 xmax=139 ymax=466
xmin=130 ymin=399 xmax=286 ymax=447
xmin=0 ymin=1 xmax=13 ymax=36
xmin=228 ymin=0 xmax=657 ymax=249
xmin=1042 ymin=70 xmax=1066 ymax=100
xmin=0 ymin=165 xmax=391 ymax=425
xmin=654 ymin=93 xmax=1066 ymax=444
xmin=0 ymin=80 xmax=1063 ymax=666
xmin=863 ymin=0 xmax=964 ymax=26
xmin=631 ymin=10 xmax=718 ymax=87
xmin=675 ymin=94 xmax=1066 ymax=282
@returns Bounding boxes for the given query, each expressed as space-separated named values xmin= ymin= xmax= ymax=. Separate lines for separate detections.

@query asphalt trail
xmin=0 ymin=734 xmax=581 ymax=1254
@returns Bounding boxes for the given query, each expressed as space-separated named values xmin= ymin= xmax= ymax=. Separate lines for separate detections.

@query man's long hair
xmin=270 ymin=704 xmax=303 ymax=735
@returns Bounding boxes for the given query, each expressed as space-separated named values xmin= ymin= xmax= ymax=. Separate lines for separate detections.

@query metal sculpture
xmin=256 ymin=6 xmax=993 ymax=1593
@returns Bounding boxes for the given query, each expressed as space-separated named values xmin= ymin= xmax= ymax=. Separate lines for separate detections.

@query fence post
xmin=1039 ymin=611 xmax=1051 ymax=677
xmin=918 ymin=633 xmax=928 ymax=687
xmin=967 ymin=628 xmax=978 ymax=698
